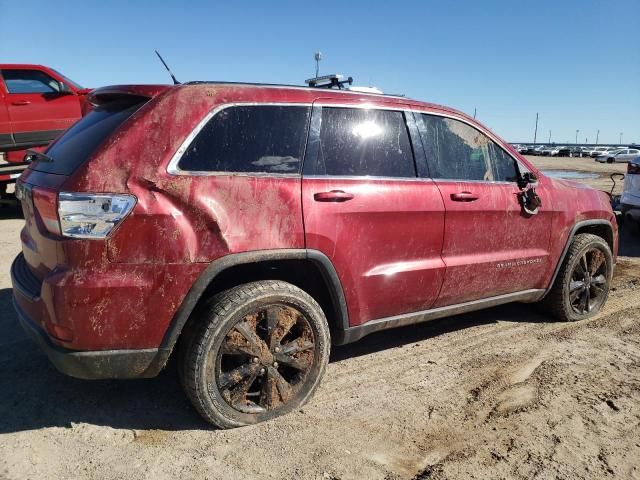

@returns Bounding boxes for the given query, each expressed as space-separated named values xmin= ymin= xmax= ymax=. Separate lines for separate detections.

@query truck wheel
xmin=541 ymin=233 xmax=612 ymax=322
xmin=180 ymin=281 xmax=330 ymax=428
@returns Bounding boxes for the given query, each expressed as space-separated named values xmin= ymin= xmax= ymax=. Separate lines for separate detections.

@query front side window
xmin=177 ymin=105 xmax=310 ymax=174
xmin=2 ymin=69 xmax=60 ymax=94
xmin=490 ymin=143 xmax=519 ymax=181
xmin=420 ymin=114 xmax=517 ymax=182
xmin=305 ymin=107 xmax=415 ymax=177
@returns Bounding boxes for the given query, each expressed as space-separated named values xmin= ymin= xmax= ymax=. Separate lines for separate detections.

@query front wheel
xmin=180 ymin=281 xmax=331 ymax=428
xmin=540 ymin=233 xmax=612 ymax=322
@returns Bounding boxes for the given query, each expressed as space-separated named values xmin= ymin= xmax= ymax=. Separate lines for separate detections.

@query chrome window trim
xmin=166 ymin=102 xmax=312 ymax=176
xmin=302 ymin=175 xmax=436 ymax=182
xmin=166 ymin=100 xmax=530 ymax=182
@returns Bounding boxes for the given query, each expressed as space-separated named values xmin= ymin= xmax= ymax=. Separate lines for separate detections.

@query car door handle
xmin=11 ymin=100 xmax=31 ymax=106
xmin=450 ymin=191 xmax=479 ymax=202
xmin=313 ymin=190 xmax=355 ymax=202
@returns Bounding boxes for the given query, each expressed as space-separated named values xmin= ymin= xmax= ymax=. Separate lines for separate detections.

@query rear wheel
xmin=180 ymin=281 xmax=330 ymax=428
xmin=541 ymin=233 xmax=612 ymax=322
xmin=607 ymin=157 xmax=614 ymax=164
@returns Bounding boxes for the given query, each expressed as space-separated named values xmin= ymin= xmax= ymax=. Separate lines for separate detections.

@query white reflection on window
xmin=352 ymin=120 xmax=383 ymax=139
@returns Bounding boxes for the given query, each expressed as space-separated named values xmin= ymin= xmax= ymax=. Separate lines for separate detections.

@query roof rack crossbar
xmin=305 ymin=74 xmax=353 ymax=89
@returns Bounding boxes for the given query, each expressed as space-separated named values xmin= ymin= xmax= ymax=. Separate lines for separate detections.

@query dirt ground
xmin=0 ymin=158 xmax=639 ymax=480
xmin=524 ymin=155 xmax=629 ymax=195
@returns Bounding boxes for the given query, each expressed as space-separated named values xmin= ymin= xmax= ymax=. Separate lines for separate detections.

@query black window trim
xmin=302 ymin=103 xmax=420 ymax=179
xmin=167 ymin=102 xmax=313 ymax=177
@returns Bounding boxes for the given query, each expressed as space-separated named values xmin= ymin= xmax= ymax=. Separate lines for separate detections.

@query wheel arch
xmin=543 ymin=219 xmax=615 ymax=297
xmin=159 ymin=249 xmax=350 ymax=357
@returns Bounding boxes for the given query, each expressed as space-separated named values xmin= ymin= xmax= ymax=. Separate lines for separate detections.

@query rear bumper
xmin=11 ymin=254 xmax=170 ymax=379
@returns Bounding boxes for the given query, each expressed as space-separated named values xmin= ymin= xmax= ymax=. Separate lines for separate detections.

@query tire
xmin=541 ymin=233 xmax=612 ymax=322
xmin=179 ymin=280 xmax=330 ymax=428
xmin=607 ymin=157 xmax=614 ymax=164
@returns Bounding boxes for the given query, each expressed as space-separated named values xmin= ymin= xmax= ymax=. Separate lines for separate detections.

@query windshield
xmin=51 ymin=69 xmax=83 ymax=89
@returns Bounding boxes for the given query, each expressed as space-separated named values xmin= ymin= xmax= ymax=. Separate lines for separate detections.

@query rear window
xmin=31 ymin=98 xmax=146 ymax=175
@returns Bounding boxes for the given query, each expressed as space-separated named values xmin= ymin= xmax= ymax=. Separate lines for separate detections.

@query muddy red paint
xmin=11 ymin=81 xmax=617 ymax=379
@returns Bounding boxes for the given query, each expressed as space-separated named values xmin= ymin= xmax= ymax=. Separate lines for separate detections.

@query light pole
xmin=620 ymin=132 xmax=623 ymax=144
xmin=548 ymin=130 xmax=552 ymax=143
xmin=314 ymin=51 xmax=322 ymax=78
xmin=533 ymin=113 xmax=539 ymax=144
xmin=595 ymin=130 xmax=599 ymax=145
xmin=575 ymin=129 xmax=580 ymax=145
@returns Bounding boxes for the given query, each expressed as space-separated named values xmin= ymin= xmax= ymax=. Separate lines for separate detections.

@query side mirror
xmin=517 ymin=171 xmax=538 ymax=189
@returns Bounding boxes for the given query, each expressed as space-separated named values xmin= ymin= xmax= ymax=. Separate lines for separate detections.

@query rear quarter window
xmin=176 ymin=105 xmax=311 ymax=174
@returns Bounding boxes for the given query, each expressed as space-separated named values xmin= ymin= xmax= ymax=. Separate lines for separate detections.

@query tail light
xmin=32 ymin=187 xmax=61 ymax=235
xmin=31 ymin=188 xmax=136 ymax=239
xmin=58 ymin=193 xmax=136 ymax=238
xmin=628 ymin=163 xmax=640 ymax=175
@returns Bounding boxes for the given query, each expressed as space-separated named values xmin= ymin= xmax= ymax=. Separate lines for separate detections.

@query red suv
xmin=11 ymin=80 xmax=617 ymax=428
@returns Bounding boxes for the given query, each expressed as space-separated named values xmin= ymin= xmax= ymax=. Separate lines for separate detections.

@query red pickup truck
xmin=0 ymin=64 xmax=91 ymax=192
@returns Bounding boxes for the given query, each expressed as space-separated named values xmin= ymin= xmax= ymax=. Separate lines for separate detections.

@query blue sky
xmin=1 ymin=0 xmax=638 ymax=144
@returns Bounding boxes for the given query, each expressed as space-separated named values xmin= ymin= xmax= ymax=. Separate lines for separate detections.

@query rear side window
xmin=31 ymin=98 xmax=146 ymax=175
xmin=305 ymin=107 xmax=415 ymax=177
xmin=177 ymin=105 xmax=310 ymax=174
xmin=419 ymin=114 xmax=517 ymax=182
xmin=2 ymin=69 xmax=60 ymax=94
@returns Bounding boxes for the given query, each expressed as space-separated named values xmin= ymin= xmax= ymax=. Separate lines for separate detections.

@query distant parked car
xmin=591 ymin=147 xmax=614 ymax=158
xmin=556 ymin=146 xmax=571 ymax=157
xmin=532 ymin=145 xmax=546 ymax=155
xmin=595 ymin=148 xmax=640 ymax=163
xmin=541 ymin=146 xmax=559 ymax=156
xmin=570 ymin=146 xmax=588 ymax=157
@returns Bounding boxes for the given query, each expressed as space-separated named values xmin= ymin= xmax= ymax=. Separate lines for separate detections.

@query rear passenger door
xmin=415 ymin=113 xmax=553 ymax=307
xmin=302 ymin=101 xmax=446 ymax=327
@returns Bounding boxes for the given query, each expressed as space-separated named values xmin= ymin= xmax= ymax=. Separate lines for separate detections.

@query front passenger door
xmin=416 ymin=113 xmax=553 ymax=307
xmin=1 ymin=68 xmax=81 ymax=148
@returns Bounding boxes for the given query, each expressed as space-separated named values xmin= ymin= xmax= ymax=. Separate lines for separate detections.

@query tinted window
xmin=2 ymin=69 xmax=60 ymax=94
xmin=177 ymin=105 xmax=310 ymax=173
xmin=31 ymin=98 xmax=146 ymax=175
xmin=306 ymin=107 xmax=415 ymax=177
xmin=490 ymin=143 xmax=519 ymax=181
xmin=420 ymin=114 xmax=517 ymax=182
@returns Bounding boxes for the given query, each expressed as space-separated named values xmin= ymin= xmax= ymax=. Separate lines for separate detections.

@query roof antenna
xmin=314 ymin=51 xmax=322 ymax=78
xmin=155 ymin=50 xmax=180 ymax=85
